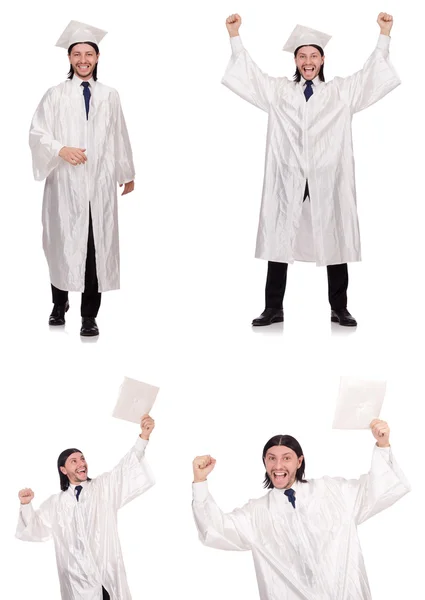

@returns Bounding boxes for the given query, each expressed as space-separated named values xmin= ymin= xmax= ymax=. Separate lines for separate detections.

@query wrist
xmin=139 ymin=433 xmax=150 ymax=441
xmin=380 ymin=29 xmax=390 ymax=36
xmin=376 ymin=441 xmax=390 ymax=448
xmin=229 ymin=31 xmax=240 ymax=38
xmin=193 ymin=477 xmax=207 ymax=483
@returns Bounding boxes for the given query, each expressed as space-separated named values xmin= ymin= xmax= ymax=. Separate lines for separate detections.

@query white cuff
xmin=192 ymin=481 xmax=209 ymax=502
xmin=230 ymin=35 xmax=243 ymax=55
xmin=135 ymin=437 xmax=149 ymax=451
xmin=377 ymin=33 xmax=391 ymax=50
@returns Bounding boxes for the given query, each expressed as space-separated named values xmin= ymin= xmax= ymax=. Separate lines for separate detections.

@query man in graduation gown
xmin=16 ymin=415 xmax=155 ymax=600
xmin=30 ymin=20 xmax=135 ymax=337
xmin=223 ymin=13 xmax=399 ymax=327
xmin=192 ymin=420 xmax=410 ymax=600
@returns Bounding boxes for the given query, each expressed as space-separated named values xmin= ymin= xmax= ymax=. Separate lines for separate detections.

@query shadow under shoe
xmin=331 ymin=308 xmax=357 ymax=327
xmin=252 ymin=308 xmax=284 ymax=327
xmin=49 ymin=301 xmax=70 ymax=326
xmin=80 ymin=317 xmax=99 ymax=337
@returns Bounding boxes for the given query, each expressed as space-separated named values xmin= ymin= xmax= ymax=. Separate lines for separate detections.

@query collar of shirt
xmin=68 ymin=480 xmax=89 ymax=494
xmin=72 ymin=75 xmax=96 ymax=90
xmin=300 ymin=75 xmax=322 ymax=88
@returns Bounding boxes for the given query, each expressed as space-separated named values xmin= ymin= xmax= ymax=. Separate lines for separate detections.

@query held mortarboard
xmin=283 ymin=24 xmax=332 ymax=53
xmin=332 ymin=376 xmax=387 ymax=430
xmin=112 ymin=377 xmax=159 ymax=424
xmin=55 ymin=20 xmax=107 ymax=49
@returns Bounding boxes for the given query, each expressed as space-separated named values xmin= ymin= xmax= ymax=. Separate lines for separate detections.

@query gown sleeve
xmin=334 ymin=445 xmax=411 ymax=525
xmin=113 ymin=91 xmax=136 ymax=185
xmin=221 ymin=36 xmax=286 ymax=112
xmin=332 ymin=35 xmax=401 ymax=114
xmin=15 ymin=498 xmax=53 ymax=542
xmin=97 ymin=437 xmax=155 ymax=510
xmin=192 ymin=481 xmax=253 ymax=551
xmin=29 ymin=88 xmax=64 ymax=182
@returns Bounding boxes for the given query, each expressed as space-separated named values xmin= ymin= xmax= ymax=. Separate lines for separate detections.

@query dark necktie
xmin=75 ymin=485 xmax=83 ymax=502
xmin=81 ymin=82 xmax=91 ymax=119
xmin=304 ymin=80 xmax=313 ymax=102
xmin=284 ymin=488 xmax=296 ymax=509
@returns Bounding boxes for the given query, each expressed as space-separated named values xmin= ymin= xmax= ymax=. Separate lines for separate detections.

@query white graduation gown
xmin=16 ymin=437 xmax=155 ymax=600
xmin=29 ymin=76 xmax=135 ymax=292
xmin=222 ymin=35 xmax=400 ymax=266
xmin=192 ymin=446 xmax=410 ymax=600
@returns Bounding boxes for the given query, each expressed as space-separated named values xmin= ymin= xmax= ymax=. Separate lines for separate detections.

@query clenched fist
xmin=193 ymin=455 xmax=216 ymax=482
xmin=370 ymin=419 xmax=390 ymax=447
xmin=18 ymin=488 xmax=34 ymax=505
xmin=59 ymin=146 xmax=87 ymax=165
xmin=226 ymin=14 xmax=242 ymax=37
xmin=140 ymin=414 xmax=155 ymax=440
xmin=377 ymin=12 xmax=393 ymax=35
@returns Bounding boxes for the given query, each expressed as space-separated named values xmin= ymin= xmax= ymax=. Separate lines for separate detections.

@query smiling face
xmin=295 ymin=46 xmax=324 ymax=81
xmin=59 ymin=452 xmax=88 ymax=485
xmin=68 ymin=43 xmax=99 ymax=80
xmin=264 ymin=445 xmax=303 ymax=489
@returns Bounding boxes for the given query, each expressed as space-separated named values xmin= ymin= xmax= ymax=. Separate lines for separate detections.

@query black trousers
xmin=102 ymin=587 xmax=110 ymax=600
xmin=51 ymin=207 xmax=102 ymax=318
xmin=265 ymin=261 xmax=348 ymax=311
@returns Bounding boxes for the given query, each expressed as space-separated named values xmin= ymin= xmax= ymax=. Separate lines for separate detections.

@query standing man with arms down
xmin=192 ymin=420 xmax=410 ymax=599
xmin=223 ymin=13 xmax=399 ymax=327
xmin=30 ymin=20 xmax=135 ymax=337
xmin=16 ymin=415 xmax=155 ymax=599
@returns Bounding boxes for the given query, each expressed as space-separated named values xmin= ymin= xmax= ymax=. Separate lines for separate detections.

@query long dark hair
xmin=262 ymin=434 xmax=307 ymax=489
xmin=67 ymin=42 xmax=99 ymax=81
xmin=57 ymin=448 xmax=91 ymax=491
xmin=293 ymin=44 xmax=325 ymax=83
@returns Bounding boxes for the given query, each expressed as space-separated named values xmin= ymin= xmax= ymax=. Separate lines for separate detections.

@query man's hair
xmin=67 ymin=42 xmax=100 ymax=81
xmin=262 ymin=434 xmax=307 ymax=489
xmin=293 ymin=44 xmax=325 ymax=83
xmin=57 ymin=448 xmax=91 ymax=491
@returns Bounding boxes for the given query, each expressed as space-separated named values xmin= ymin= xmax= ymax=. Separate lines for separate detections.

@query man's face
xmin=68 ymin=43 xmax=99 ymax=80
xmin=60 ymin=452 xmax=88 ymax=485
xmin=295 ymin=46 xmax=324 ymax=81
xmin=264 ymin=445 xmax=303 ymax=489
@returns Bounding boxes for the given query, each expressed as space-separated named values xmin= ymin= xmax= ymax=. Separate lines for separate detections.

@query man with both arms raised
xmin=223 ymin=13 xmax=399 ymax=327
xmin=16 ymin=415 xmax=155 ymax=599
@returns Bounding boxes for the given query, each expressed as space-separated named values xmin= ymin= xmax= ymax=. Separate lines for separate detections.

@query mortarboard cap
xmin=283 ymin=24 xmax=331 ymax=54
xmin=55 ymin=20 xmax=107 ymax=49
xmin=112 ymin=377 xmax=159 ymax=424
xmin=332 ymin=376 xmax=387 ymax=430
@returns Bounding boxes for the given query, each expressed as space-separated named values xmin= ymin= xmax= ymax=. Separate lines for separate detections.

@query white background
xmin=1 ymin=0 xmax=424 ymax=598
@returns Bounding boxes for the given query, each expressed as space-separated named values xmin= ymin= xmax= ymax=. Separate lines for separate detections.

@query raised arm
xmin=222 ymin=14 xmax=284 ymax=112
xmin=192 ymin=455 xmax=252 ymax=551
xmin=16 ymin=489 xmax=53 ymax=542
xmin=333 ymin=421 xmax=411 ymax=524
xmin=333 ymin=13 xmax=400 ymax=113
xmin=97 ymin=415 xmax=156 ymax=510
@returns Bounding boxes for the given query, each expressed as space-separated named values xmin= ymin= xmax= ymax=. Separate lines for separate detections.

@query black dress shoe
xmin=252 ymin=308 xmax=284 ymax=327
xmin=331 ymin=308 xmax=357 ymax=327
xmin=48 ymin=301 xmax=70 ymax=326
xmin=80 ymin=317 xmax=99 ymax=337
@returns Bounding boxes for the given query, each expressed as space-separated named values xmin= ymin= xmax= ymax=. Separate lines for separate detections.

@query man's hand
xmin=18 ymin=488 xmax=34 ymax=505
xmin=59 ymin=146 xmax=87 ymax=165
xmin=119 ymin=181 xmax=135 ymax=196
xmin=377 ymin=12 xmax=393 ymax=36
xmin=140 ymin=414 xmax=155 ymax=440
xmin=370 ymin=419 xmax=390 ymax=447
xmin=226 ymin=14 xmax=242 ymax=38
xmin=193 ymin=455 xmax=216 ymax=482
